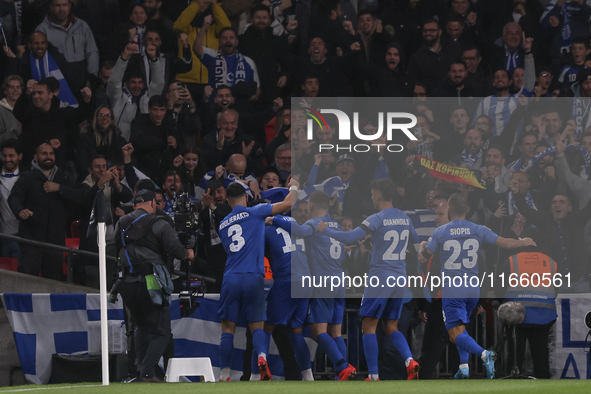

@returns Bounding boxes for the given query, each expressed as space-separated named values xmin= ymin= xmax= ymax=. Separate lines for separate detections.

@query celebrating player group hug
xmin=216 ymin=178 xmax=536 ymax=382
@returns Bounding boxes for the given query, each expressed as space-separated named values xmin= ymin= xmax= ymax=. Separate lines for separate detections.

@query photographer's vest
xmin=505 ymin=252 xmax=557 ymax=325
xmin=119 ymin=213 xmax=166 ymax=276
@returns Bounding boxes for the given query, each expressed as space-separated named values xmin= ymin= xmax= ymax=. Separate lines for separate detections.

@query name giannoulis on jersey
xmin=219 ymin=212 xmax=250 ymax=230
xmin=450 ymin=228 xmax=471 ymax=235
xmin=382 ymin=218 xmax=409 ymax=226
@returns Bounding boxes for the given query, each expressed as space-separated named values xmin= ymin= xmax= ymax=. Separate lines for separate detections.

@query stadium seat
xmin=70 ymin=221 xmax=81 ymax=238
xmin=64 ymin=238 xmax=81 ymax=275
xmin=0 ymin=257 xmax=18 ymax=272
xmin=165 ymin=357 xmax=215 ymax=382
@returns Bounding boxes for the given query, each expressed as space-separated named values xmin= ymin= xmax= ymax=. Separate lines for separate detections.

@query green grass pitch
xmin=1 ymin=380 xmax=590 ymax=394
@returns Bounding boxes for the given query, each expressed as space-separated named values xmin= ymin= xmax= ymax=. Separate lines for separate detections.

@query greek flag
xmin=1 ymin=293 xmax=314 ymax=384
xmin=30 ymin=51 xmax=78 ymax=107
xmin=404 ymin=209 xmax=436 ymax=247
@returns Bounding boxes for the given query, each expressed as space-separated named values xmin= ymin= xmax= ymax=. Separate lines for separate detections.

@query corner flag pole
xmin=96 ymin=191 xmax=110 ymax=385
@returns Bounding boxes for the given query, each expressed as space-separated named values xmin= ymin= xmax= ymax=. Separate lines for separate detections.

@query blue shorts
xmin=442 ymin=297 xmax=479 ymax=331
xmin=308 ymin=297 xmax=344 ymax=325
xmin=266 ymin=281 xmax=310 ymax=328
xmin=218 ymin=273 xmax=266 ymax=323
xmin=360 ymin=285 xmax=405 ymax=320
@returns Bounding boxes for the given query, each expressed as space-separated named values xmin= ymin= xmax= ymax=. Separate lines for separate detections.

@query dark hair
xmin=144 ymin=27 xmax=161 ymax=40
xmin=251 ymin=4 xmax=271 ymax=18
xmin=462 ymin=45 xmax=481 ymax=58
xmin=43 ymin=77 xmax=60 ymax=93
xmin=1 ymin=139 xmax=22 ymax=155
xmin=433 ymin=193 xmax=450 ymax=202
xmin=148 ymin=95 xmax=167 ymax=108
xmin=573 ymin=36 xmax=590 ymax=50
xmin=207 ymin=179 xmax=225 ymax=192
xmin=370 ymin=178 xmax=397 ymax=202
xmin=134 ymin=179 xmax=156 ymax=193
xmin=130 ymin=4 xmax=147 ymax=16
xmin=422 ymin=18 xmax=441 ymax=30
xmin=449 ymin=61 xmax=467 ymax=71
xmin=263 ymin=166 xmax=282 ymax=179
xmin=124 ymin=72 xmax=144 ymax=84
xmin=308 ymin=191 xmax=330 ymax=211
xmin=318 ymin=0 xmax=340 ymax=17
xmin=517 ymin=130 xmax=539 ymax=146
xmin=226 ymin=182 xmax=247 ymax=200
xmin=486 ymin=144 xmax=506 ymax=159
xmin=90 ymin=155 xmax=107 ymax=168
xmin=164 ymin=170 xmax=181 ymax=181
xmin=494 ymin=68 xmax=512 ymax=80
xmin=219 ymin=27 xmax=237 ymax=37
xmin=476 ymin=114 xmax=493 ymax=124
xmin=357 ymin=8 xmax=375 ymax=18
xmin=101 ymin=60 xmax=115 ymax=71
xmin=580 ymin=131 xmax=591 ymax=140
xmin=446 ymin=12 xmax=464 ymax=25
xmin=448 ymin=193 xmax=469 ymax=216
xmin=215 ymin=84 xmax=233 ymax=95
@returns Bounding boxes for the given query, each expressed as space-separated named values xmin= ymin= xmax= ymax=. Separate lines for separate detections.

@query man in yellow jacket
xmin=173 ymin=0 xmax=230 ymax=101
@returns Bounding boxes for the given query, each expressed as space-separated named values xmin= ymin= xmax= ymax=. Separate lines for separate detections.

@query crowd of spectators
xmin=1 ymin=0 xmax=591 ymax=379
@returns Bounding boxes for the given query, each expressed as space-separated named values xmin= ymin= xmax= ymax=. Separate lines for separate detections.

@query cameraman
xmin=115 ymin=189 xmax=195 ymax=383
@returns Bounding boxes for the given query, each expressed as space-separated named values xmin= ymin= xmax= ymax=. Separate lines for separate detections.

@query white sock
xmin=404 ymin=357 xmax=413 ymax=367
xmin=481 ymin=350 xmax=487 ymax=361
xmin=258 ymin=352 xmax=267 ymax=361
xmin=250 ymin=373 xmax=261 ymax=381
xmin=301 ymin=369 xmax=314 ymax=381
xmin=369 ymin=374 xmax=380 ymax=381
xmin=459 ymin=363 xmax=469 ymax=370
xmin=220 ymin=367 xmax=231 ymax=381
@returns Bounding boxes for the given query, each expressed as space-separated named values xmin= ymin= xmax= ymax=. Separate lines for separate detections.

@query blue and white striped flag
xmin=1 ymin=293 xmax=315 ymax=384
xmin=29 ymin=51 xmax=78 ymax=107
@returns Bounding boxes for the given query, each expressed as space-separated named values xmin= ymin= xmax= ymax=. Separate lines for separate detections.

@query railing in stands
xmin=0 ymin=233 xmax=217 ymax=285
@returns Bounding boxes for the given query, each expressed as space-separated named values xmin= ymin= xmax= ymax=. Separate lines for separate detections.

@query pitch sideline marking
xmin=1 ymin=385 xmax=103 ymax=393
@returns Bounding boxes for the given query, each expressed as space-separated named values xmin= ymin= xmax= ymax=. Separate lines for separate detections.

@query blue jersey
xmin=218 ymin=204 xmax=273 ymax=275
xmin=272 ymin=215 xmax=310 ymax=281
xmin=304 ymin=215 xmax=345 ymax=277
xmin=426 ymin=219 xmax=498 ymax=279
xmin=264 ymin=225 xmax=292 ymax=282
xmin=361 ymin=208 xmax=419 ymax=276
xmin=558 ymin=65 xmax=580 ymax=85
xmin=200 ymin=48 xmax=259 ymax=88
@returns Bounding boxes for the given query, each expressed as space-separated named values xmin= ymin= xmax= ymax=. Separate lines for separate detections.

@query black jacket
xmin=13 ymin=93 xmax=89 ymax=167
xmin=8 ymin=167 xmax=78 ymax=245
xmin=238 ymin=25 xmax=289 ymax=105
xmin=514 ymin=192 xmax=591 ymax=278
xmin=407 ymin=39 xmax=463 ymax=93
xmin=75 ymin=127 xmax=127 ymax=180
xmin=200 ymin=129 xmax=264 ymax=176
xmin=130 ymin=114 xmax=180 ymax=180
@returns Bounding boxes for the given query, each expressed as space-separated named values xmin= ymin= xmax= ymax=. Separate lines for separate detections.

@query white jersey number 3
xmin=228 ymin=224 xmax=246 ymax=252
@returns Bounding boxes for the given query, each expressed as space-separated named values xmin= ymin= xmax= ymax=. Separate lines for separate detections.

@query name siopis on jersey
xmin=450 ymin=228 xmax=471 ymax=235
xmin=219 ymin=212 xmax=250 ymax=230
